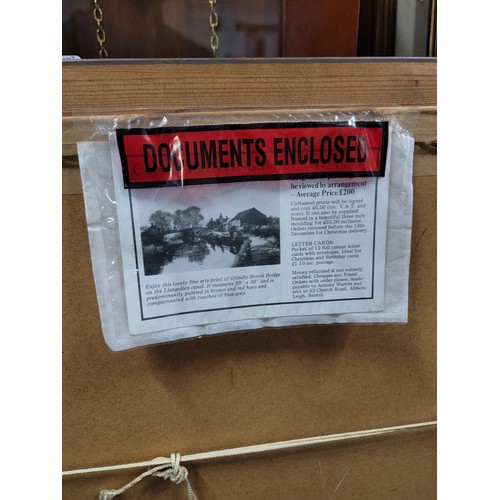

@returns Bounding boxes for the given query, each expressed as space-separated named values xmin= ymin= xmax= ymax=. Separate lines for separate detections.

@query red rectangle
xmin=116 ymin=121 xmax=388 ymax=188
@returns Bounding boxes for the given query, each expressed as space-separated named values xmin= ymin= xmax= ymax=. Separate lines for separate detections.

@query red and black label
xmin=116 ymin=121 xmax=388 ymax=188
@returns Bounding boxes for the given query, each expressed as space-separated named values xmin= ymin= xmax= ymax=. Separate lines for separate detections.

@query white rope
xmin=62 ymin=420 xmax=436 ymax=498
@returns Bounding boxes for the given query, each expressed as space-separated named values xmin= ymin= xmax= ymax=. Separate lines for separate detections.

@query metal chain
xmin=93 ymin=0 xmax=109 ymax=58
xmin=91 ymin=1 xmax=218 ymax=59
xmin=208 ymin=0 xmax=219 ymax=57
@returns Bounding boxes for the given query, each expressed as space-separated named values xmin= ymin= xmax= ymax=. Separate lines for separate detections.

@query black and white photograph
xmin=137 ymin=182 xmax=281 ymax=275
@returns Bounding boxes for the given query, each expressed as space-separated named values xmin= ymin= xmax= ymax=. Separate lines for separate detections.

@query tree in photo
xmin=149 ymin=210 xmax=174 ymax=233
xmin=173 ymin=206 xmax=204 ymax=229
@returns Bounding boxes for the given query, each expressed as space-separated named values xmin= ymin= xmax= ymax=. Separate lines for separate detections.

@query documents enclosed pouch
xmin=77 ymin=109 xmax=415 ymax=350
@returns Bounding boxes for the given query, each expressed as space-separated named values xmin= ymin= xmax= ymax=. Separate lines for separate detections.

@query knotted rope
xmin=98 ymin=453 xmax=198 ymax=500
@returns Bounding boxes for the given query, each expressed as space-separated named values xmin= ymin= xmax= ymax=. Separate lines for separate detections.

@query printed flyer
xmin=108 ymin=121 xmax=392 ymax=336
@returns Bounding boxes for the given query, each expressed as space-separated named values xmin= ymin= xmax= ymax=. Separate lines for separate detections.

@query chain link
xmin=93 ymin=0 xmax=108 ymax=58
xmin=208 ymin=0 xmax=219 ymax=57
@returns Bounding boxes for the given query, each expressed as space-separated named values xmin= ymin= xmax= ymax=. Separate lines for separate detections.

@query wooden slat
xmin=62 ymin=59 xmax=436 ymax=116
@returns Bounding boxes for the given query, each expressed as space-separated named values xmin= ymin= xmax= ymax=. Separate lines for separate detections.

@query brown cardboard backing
xmin=62 ymin=59 xmax=436 ymax=499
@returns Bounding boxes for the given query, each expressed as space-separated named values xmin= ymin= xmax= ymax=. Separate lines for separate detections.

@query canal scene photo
xmin=136 ymin=183 xmax=281 ymax=275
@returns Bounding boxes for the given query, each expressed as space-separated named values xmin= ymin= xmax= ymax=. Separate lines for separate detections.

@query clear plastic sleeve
xmin=76 ymin=109 xmax=415 ymax=351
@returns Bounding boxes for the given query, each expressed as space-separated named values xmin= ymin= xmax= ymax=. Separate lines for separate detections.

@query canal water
xmin=161 ymin=241 xmax=239 ymax=273
xmin=159 ymin=235 xmax=278 ymax=274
